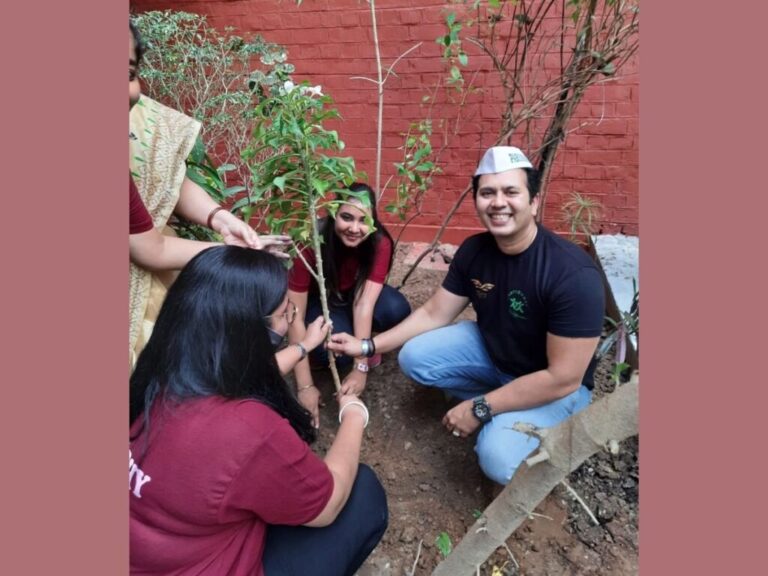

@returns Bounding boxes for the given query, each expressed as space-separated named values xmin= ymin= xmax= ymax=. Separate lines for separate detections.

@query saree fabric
xmin=129 ymin=96 xmax=201 ymax=366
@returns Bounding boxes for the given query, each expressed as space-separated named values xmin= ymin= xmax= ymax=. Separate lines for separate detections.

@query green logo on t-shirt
xmin=507 ymin=289 xmax=528 ymax=319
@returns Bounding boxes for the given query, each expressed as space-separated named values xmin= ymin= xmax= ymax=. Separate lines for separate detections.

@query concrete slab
xmin=591 ymin=234 xmax=639 ymax=350
xmin=592 ymin=234 xmax=638 ymax=313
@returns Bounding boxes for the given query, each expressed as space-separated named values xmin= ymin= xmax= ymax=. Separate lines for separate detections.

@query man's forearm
xmin=372 ymin=305 xmax=444 ymax=354
xmin=485 ymin=369 xmax=581 ymax=415
xmin=485 ymin=333 xmax=598 ymax=415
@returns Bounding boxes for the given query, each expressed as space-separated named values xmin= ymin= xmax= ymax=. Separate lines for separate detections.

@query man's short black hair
xmin=472 ymin=167 xmax=541 ymax=201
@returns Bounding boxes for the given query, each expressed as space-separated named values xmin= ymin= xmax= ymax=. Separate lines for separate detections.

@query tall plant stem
xmin=302 ymin=150 xmax=342 ymax=392
xmin=369 ymin=0 xmax=383 ymax=194
xmin=397 ymin=183 xmax=472 ymax=288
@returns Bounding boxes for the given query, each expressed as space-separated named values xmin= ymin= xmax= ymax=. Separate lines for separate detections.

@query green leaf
xmin=436 ymin=532 xmax=453 ymax=557
xmin=187 ymin=161 xmax=221 ymax=182
xmin=571 ymin=7 xmax=582 ymax=24
xmin=339 ymin=189 xmax=369 ymax=209
xmin=458 ymin=52 xmax=468 ymax=66
xmin=240 ymin=205 xmax=255 ymax=225
xmin=187 ymin=136 xmax=207 ymax=165
xmin=273 ymin=175 xmax=287 ymax=192
xmin=312 ymin=178 xmax=331 ymax=195
xmin=231 ymin=196 xmax=252 ymax=211
xmin=412 ymin=146 xmax=431 ymax=162
xmin=222 ymin=185 xmax=247 ymax=197
xmin=186 ymin=169 xmax=225 ymax=203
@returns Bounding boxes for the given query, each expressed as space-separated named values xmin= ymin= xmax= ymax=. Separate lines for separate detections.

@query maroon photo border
xmin=2 ymin=1 xmax=756 ymax=574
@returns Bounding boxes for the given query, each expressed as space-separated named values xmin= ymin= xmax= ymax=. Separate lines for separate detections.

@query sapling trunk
xmin=303 ymin=154 xmax=343 ymax=392
xmin=369 ymin=0 xmax=383 ymax=196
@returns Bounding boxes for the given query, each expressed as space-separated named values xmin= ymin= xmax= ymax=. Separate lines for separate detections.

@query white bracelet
xmin=338 ymin=401 xmax=369 ymax=428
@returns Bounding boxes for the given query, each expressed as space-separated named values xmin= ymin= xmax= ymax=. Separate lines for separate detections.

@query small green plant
xmin=170 ymin=137 xmax=248 ymax=241
xmin=610 ymin=361 xmax=632 ymax=386
xmin=437 ymin=11 xmax=468 ymax=90
xmin=245 ymin=80 xmax=368 ymax=391
xmin=561 ymin=191 xmax=603 ymax=243
xmin=436 ymin=531 xmax=453 ymax=557
xmin=384 ymin=120 xmax=441 ymax=246
xmin=184 ymin=137 xmax=246 ymax=206
xmin=597 ymin=280 xmax=639 ymax=385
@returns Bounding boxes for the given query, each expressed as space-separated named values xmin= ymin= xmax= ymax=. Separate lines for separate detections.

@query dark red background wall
xmin=131 ymin=0 xmax=639 ymax=242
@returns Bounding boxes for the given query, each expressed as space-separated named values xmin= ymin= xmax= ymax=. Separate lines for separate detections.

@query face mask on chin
xmin=267 ymin=328 xmax=285 ymax=349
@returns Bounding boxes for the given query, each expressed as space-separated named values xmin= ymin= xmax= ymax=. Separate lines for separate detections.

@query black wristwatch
xmin=471 ymin=396 xmax=493 ymax=423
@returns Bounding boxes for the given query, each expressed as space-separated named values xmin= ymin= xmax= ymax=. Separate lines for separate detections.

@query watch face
xmin=355 ymin=362 xmax=369 ymax=373
xmin=472 ymin=399 xmax=491 ymax=422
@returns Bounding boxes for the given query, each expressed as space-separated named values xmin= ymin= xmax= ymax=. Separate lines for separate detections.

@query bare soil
xmin=304 ymin=245 xmax=638 ymax=575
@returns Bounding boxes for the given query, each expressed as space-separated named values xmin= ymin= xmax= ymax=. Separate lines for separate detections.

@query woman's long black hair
xmin=130 ymin=246 xmax=316 ymax=444
xmin=129 ymin=18 xmax=145 ymax=66
xmin=321 ymin=182 xmax=394 ymax=303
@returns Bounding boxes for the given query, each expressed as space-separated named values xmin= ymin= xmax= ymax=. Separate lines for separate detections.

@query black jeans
xmin=262 ymin=464 xmax=388 ymax=576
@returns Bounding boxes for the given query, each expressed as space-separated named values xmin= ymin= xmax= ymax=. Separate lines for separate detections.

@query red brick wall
xmin=130 ymin=0 xmax=639 ymax=242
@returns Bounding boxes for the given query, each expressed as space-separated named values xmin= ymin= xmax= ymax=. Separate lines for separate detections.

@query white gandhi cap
xmin=474 ymin=146 xmax=533 ymax=176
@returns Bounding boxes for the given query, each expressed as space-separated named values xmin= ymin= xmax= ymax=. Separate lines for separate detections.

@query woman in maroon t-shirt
xmin=130 ymin=247 xmax=387 ymax=576
xmin=287 ymin=183 xmax=411 ymax=413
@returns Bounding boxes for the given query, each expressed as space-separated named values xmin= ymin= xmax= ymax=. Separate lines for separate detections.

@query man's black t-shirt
xmin=442 ymin=226 xmax=605 ymax=388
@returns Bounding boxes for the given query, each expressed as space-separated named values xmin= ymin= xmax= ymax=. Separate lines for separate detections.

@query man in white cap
xmin=328 ymin=146 xmax=604 ymax=485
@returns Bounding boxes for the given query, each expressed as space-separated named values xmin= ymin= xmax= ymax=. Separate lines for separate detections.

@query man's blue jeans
xmin=398 ymin=321 xmax=592 ymax=485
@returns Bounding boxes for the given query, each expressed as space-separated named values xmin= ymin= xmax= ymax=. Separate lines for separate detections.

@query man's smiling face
xmin=474 ymin=168 xmax=539 ymax=242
